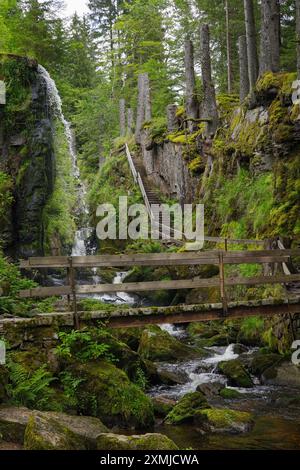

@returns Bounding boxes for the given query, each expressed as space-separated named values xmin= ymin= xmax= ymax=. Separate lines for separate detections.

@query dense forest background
xmin=0 ymin=0 xmax=298 ymax=178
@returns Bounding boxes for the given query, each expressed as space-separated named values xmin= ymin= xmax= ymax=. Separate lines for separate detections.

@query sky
xmin=64 ymin=0 xmax=89 ymax=17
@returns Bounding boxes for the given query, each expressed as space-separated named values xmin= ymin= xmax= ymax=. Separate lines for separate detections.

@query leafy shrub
xmin=55 ymin=329 xmax=116 ymax=363
xmin=6 ymin=362 xmax=59 ymax=411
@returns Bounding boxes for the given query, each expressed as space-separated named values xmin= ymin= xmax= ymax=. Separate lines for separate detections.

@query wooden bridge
xmin=15 ymin=248 xmax=300 ymax=330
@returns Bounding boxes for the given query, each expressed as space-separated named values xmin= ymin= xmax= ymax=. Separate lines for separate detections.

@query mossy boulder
xmin=194 ymin=408 xmax=253 ymax=434
xmin=152 ymin=396 xmax=176 ymax=418
xmin=0 ymin=407 xmax=109 ymax=448
xmin=218 ymin=360 xmax=253 ymax=388
xmin=219 ymin=388 xmax=243 ymax=399
xmin=138 ymin=326 xmax=199 ymax=362
xmin=165 ymin=392 xmax=209 ymax=425
xmin=69 ymin=360 xmax=154 ymax=429
xmin=96 ymin=433 xmax=178 ymax=450
xmin=24 ymin=414 xmax=87 ymax=450
xmin=249 ymin=352 xmax=283 ymax=378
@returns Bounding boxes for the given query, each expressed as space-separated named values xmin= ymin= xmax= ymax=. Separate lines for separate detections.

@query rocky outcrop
xmin=0 ymin=55 xmax=55 ymax=257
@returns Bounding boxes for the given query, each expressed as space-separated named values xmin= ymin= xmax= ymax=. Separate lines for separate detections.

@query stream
xmin=148 ymin=329 xmax=300 ymax=449
xmin=40 ymin=67 xmax=300 ymax=450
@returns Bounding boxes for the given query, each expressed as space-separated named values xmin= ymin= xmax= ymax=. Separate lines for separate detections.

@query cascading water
xmin=38 ymin=65 xmax=94 ymax=258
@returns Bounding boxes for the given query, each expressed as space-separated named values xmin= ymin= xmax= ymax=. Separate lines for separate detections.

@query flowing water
xmin=148 ymin=327 xmax=300 ymax=450
xmin=39 ymin=66 xmax=300 ymax=449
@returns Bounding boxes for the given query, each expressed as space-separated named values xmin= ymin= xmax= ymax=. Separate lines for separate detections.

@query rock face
xmin=140 ymin=130 xmax=198 ymax=204
xmin=96 ymin=433 xmax=178 ymax=450
xmin=0 ymin=55 xmax=55 ymax=257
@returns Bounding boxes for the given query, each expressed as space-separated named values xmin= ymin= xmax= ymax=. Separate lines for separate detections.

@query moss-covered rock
xmin=194 ymin=408 xmax=253 ymax=433
xmin=96 ymin=432 xmax=178 ymax=450
xmin=69 ymin=360 xmax=154 ymax=429
xmin=219 ymin=388 xmax=243 ymax=399
xmin=138 ymin=326 xmax=199 ymax=362
xmin=24 ymin=413 xmax=86 ymax=450
xmin=0 ymin=406 xmax=109 ymax=448
xmin=218 ymin=360 xmax=253 ymax=388
xmin=249 ymin=352 xmax=283 ymax=378
xmin=151 ymin=396 xmax=176 ymax=418
xmin=165 ymin=392 xmax=209 ymax=425
xmin=261 ymin=362 xmax=300 ymax=387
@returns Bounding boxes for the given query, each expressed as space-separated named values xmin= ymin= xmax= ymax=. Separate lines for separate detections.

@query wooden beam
xmin=104 ymin=302 xmax=300 ymax=328
xmin=18 ymin=273 xmax=300 ymax=298
xmin=19 ymin=249 xmax=300 ymax=270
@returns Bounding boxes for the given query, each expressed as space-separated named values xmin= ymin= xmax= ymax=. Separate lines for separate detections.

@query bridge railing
xmin=19 ymin=249 xmax=300 ymax=328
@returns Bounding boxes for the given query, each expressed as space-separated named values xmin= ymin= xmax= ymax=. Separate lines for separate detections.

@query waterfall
xmin=37 ymin=65 xmax=93 ymax=257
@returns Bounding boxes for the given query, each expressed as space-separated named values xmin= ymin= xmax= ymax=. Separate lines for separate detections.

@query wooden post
xmin=219 ymin=252 xmax=228 ymax=315
xmin=67 ymin=267 xmax=71 ymax=311
xmin=68 ymin=257 xmax=79 ymax=330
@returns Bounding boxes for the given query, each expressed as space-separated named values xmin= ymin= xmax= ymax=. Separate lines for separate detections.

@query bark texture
xmin=199 ymin=24 xmax=219 ymax=135
xmin=166 ymin=104 xmax=178 ymax=132
xmin=259 ymin=0 xmax=281 ymax=75
xmin=239 ymin=35 xmax=250 ymax=102
xmin=244 ymin=0 xmax=259 ymax=89
xmin=184 ymin=38 xmax=198 ymax=131
xmin=127 ymin=108 xmax=134 ymax=135
xmin=119 ymin=99 xmax=126 ymax=137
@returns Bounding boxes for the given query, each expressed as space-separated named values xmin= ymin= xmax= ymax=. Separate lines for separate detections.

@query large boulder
xmin=197 ymin=381 xmax=224 ymax=398
xmin=218 ymin=360 xmax=253 ymax=388
xmin=194 ymin=408 xmax=254 ymax=434
xmin=0 ymin=407 xmax=108 ymax=448
xmin=249 ymin=352 xmax=283 ymax=378
xmin=138 ymin=326 xmax=200 ymax=362
xmin=0 ymin=406 xmax=32 ymax=444
xmin=165 ymin=392 xmax=209 ymax=425
xmin=261 ymin=362 xmax=300 ymax=387
xmin=69 ymin=360 xmax=154 ymax=429
xmin=24 ymin=414 xmax=87 ymax=450
xmin=96 ymin=433 xmax=178 ymax=450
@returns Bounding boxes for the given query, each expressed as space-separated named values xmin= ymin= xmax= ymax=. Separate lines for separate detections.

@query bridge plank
xmin=18 ymin=273 xmax=300 ymax=298
xmin=19 ymin=249 xmax=300 ymax=269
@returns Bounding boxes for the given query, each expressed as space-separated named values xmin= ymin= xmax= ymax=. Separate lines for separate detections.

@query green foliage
xmin=55 ymin=329 xmax=116 ymax=363
xmin=215 ymin=170 xmax=274 ymax=237
xmin=42 ymin=121 xmax=76 ymax=254
xmin=59 ymin=371 xmax=85 ymax=409
xmin=6 ymin=362 xmax=58 ymax=411
xmin=0 ymin=171 xmax=13 ymax=228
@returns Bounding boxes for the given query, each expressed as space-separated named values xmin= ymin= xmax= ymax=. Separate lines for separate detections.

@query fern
xmin=6 ymin=362 xmax=59 ymax=411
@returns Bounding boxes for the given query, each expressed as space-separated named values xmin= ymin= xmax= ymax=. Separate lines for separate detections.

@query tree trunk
xmin=225 ymin=0 xmax=234 ymax=94
xmin=135 ymin=74 xmax=145 ymax=144
xmin=119 ymin=99 xmax=126 ymax=137
xmin=127 ymin=108 xmax=134 ymax=135
xmin=238 ymin=36 xmax=250 ymax=102
xmin=296 ymin=0 xmax=300 ymax=79
xmin=184 ymin=38 xmax=198 ymax=131
xmin=259 ymin=0 xmax=281 ymax=75
xmin=244 ymin=0 xmax=259 ymax=89
xmin=166 ymin=104 xmax=178 ymax=132
xmin=199 ymin=24 xmax=219 ymax=136
xmin=143 ymin=73 xmax=152 ymax=122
